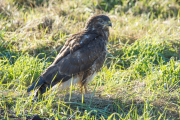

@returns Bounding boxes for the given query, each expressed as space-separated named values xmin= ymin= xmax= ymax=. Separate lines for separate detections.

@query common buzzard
xmin=27 ymin=15 xmax=112 ymax=96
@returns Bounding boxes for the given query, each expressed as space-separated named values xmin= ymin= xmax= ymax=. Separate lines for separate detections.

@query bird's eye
xmin=99 ymin=19 xmax=103 ymax=23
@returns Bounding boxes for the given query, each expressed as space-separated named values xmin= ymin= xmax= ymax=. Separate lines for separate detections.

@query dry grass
xmin=0 ymin=0 xmax=180 ymax=119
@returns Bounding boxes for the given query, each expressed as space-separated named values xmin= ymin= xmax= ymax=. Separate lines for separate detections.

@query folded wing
xmin=27 ymin=30 xmax=106 ymax=95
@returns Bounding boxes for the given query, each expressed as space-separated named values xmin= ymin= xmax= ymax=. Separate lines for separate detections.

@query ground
xmin=0 ymin=0 xmax=180 ymax=119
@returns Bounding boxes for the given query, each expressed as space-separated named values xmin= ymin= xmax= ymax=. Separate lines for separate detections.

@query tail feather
xmin=38 ymin=74 xmax=71 ymax=94
xmin=27 ymin=72 xmax=72 ymax=97
xmin=27 ymin=76 xmax=44 ymax=92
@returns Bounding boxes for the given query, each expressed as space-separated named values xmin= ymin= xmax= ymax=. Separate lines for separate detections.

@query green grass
xmin=0 ymin=0 xmax=180 ymax=119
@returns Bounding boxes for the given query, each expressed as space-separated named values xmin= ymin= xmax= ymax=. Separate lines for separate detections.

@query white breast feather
xmin=52 ymin=77 xmax=80 ymax=91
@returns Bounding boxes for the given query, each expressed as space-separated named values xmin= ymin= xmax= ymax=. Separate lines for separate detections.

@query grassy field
xmin=0 ymin=0 xmax=180 ymax=119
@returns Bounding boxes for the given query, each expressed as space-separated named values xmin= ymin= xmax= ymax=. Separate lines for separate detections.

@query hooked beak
xmin=108 ymin=21 xmax=112 ymax=27
xmin=108 ymin=22 xmax=112 ymax=27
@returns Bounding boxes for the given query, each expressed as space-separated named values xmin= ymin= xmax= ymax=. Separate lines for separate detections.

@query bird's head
xmin=85 ymin=15 xmax=112 ymax=31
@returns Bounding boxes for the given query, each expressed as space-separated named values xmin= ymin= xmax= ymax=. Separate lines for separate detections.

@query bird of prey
xmin=27 ymin=15 xmax=112 ymax=96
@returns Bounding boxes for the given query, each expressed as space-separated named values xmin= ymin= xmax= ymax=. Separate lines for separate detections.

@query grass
xmin=0 ymin=0 xmax=180 ymax=119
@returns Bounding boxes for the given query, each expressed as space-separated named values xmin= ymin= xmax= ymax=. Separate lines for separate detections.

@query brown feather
xmin=27 ymin=14 xmax=112 ymax=96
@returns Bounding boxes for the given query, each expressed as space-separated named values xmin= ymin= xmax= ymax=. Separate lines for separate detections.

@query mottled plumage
xmin=27 ymin=15 xmax=112 ymax=96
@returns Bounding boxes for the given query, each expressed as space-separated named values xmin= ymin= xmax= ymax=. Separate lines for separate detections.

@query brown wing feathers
xmin=27 ymin=15 xmax=111 ymax=96
xmin=27 ymin=32 xmax=100 ymax=95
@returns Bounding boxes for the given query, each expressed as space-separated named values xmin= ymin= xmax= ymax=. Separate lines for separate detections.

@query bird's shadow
xmin=0 ymin=90 xmax=179 ymax=119
xmin=50 ymin=91 xmax=179 ymax=119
